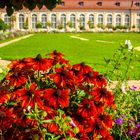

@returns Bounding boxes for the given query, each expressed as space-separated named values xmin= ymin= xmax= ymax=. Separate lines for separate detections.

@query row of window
xmin=3 ymin=13 xmax=140 ymax=29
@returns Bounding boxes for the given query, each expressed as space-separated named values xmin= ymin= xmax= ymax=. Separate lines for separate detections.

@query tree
xmin=0 ymin=0 xmax=61 ymax=16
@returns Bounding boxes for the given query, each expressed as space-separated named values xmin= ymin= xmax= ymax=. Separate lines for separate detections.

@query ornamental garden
xmin=0 ymin=0 xmax=140 ymax=140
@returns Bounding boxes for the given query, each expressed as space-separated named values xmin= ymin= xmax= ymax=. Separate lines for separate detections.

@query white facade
xmin=0 ymin=10 xmax=140 ymax=31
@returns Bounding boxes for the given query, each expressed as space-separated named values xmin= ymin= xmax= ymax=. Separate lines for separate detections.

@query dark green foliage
xmin=0 ymin=18 xmax=7 ymax=31
xmin=0 ymin=0 xmax=61 ymax=16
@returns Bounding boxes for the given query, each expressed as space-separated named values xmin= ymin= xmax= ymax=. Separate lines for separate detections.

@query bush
xmin=57 ymin=24 xmax=63 ymax=30
xmin=0 ymin=50 xmax=115 ymax=139
xmin=36 ymin=22 xmax=42 ymax=29
xmin=0 ymin=19 xmax=7 ymax=31
xmin=88 ymin=21 xmax=94 ymax=29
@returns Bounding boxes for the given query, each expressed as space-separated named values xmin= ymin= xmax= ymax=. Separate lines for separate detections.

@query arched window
xmin=70 ymin=14 xmax=76 ymax=28
xmin=51 ymin=14 xmax=57 ymax=29
xmin=41 ymin=14 xmax=47 ymax=28
xmin=4 ymin=14 xmax=11 ymax=25
xmin=116 ymin=14 xmax=121 ymax=26
xmin=61 ymin=14 xmax=66 ymax=28
xmin=136 ymin=14 xmax=140 ymax=28
xmin=107 ymin=14 xmax=112 ymax=25
xmin=19 ymin=14 xmax=24 ymax=29
xmin=32 ymin=14 xmax=37 ymax=29
xmin=98 ymin=14 xmax=103 ymax=25
xmin=79 ymin=14 xmax=85 ymax=29
xmin=89 ymin=14 xmax=94 ymax=28
xmin=124 ymin=15 xmax=130 ymax=27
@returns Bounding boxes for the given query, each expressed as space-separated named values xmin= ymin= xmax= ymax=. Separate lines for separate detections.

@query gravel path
xmin=0 ymin=34 xmax=34 ymax=48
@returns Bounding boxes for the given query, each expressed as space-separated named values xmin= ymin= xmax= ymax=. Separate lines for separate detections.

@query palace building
xmin=0 ymin=0 xmax=140 ymax=31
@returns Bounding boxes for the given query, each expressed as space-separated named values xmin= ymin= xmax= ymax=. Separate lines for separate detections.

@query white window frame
xmin=107 ymin=14 xmax=112 ymax=25
xmin=89 ymin=14 xmax=94 ymax=27
xmin=124 ymin=15 xmax=130 ymax=27
xmin=51 ymin=14 xmax=57 ymax=29
xmin=19 ymin=14 xmax=24 ymax=29
xmin=41 ymin=14 xmax=47 ymax=28
xmin=4 ymin=14 xmax=11 ymax=25
xmin=116 ymin=14 xmax=121 ymax=26
xmin=98 ymin=14 xmax=104 ymax=25
xmin=70 ymin=14 xmax=76 ymax=28
xmin=79 ymin=14 xmax=85 ymax=28
xmin=32 ymin=14 xmax=37 ymax=29
xmin=61 ymin=14 xmax=66 ymax=28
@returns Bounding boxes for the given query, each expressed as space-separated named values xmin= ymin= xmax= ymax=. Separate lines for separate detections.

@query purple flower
xmin=130 ymin=85 xmax=137 ymax=91
xmin=128 ymin=119 xmax=133 ymax=124
xmin=129 ymin=130 xmax=134 ymax=135
xmin=114 ymin=117 xmax=123 ymax=125
xmin=135 ymin=123 xmax=140 ymax=128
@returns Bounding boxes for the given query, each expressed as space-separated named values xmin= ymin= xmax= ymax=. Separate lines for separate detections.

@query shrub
xmin=87 ymin=21 xmax=94 ymax=29
xmin=36 ymin=22 xmax=42 ymax=29
xmin=57 ymin=24 xmax=63 ymax=30
xmin=0 ymin=19 xmax=7 ymax=31
xmin=0 ymin=51 xmax=115 ymax=140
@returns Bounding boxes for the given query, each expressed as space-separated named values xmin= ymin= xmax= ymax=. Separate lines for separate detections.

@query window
xmin=115 ymin=2 xmax=120 ymax=6
xmin=98 ymin=14 xmax=103 ymax=25
xmin=124 ymin=15 xmax=130 ymax=27
xmin=107 ymin=14 xmax=112 ymax=25
xmin=136 ymin=14 xmax=140 ymax=28
xmin=79 ymin=14 xmax=85 ymax=29
xmin=70 ymin=14 xmax=76 ymax=28
xmin=41 ymin=14 xmax=47 ymax=28
xmin=135 ymin=2 xmax=140 ymax=6
xmin=89 ymin=14 xmax=94 ymax=28
xmin=60 ymin=2 xmax=65 ymax=6
xmin=97 ymin=2 xmax=102 ymax=6
xmin=61 ymin=14 xmax=66 ymax=28
xmin=51 ymin=14 xmax=57 ymax=29
xmin=19 ymin=14 xmax=24 ymax=29
xmin=116 ymin=14 xmax=121 ymax=26
xmin=4 ymin=14 xmax=11 ymax=25
xmin=79 ymin=2 xmax=84 ymax=6
xmin=32 ymin=14 xmax=37 ymax=29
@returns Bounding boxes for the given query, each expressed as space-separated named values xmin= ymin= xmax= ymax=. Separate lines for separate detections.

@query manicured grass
xmin=0 ymin=32 xmax=140 ymax=79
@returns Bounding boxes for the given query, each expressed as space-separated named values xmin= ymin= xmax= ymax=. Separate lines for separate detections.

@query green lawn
xmin=0 ymin=32 xmax=140 ymax=79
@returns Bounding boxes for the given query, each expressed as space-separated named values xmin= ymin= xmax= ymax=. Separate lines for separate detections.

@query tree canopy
xmin=0 ymin=0 xmax=61 ymax=16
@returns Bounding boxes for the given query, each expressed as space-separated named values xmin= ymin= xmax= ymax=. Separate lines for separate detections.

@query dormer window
xmin=135 ymin=2 xmax=140 ymax=6
xmin=79 ymin=2 xmax=84 ymax=6
xmin=115 ymin=2 xmax=120 ymax=6
xmin=97 ymin=2 xmax=102 ymax=6
xmin=60 ymin=2 xmax=65 ymax=6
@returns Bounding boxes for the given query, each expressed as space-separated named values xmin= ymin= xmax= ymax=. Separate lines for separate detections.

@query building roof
xmin=0 ymin=0 xmax=140 ymax=12
xmin=54 ymin=0 xmax=140 ymax=11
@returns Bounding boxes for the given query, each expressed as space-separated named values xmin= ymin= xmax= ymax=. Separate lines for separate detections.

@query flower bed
xmin=0 ymin=51 xmax=115 ymax=140
xmin=0 ymin=31 xmax=29 ymax=41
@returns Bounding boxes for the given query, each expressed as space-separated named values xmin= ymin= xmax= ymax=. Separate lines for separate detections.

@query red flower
xmin=8 ymin=58 xmax=27 ymax=70
xmin=0 ymin=106 xmax=14 ymax=129
xmin=49 ymin=67 xmax=75 ymax=87
xmin=93 ymin=74 xmax=107 ymax=87
xmin=6 ymin=69 xmax=28 ymax=86
xmin=93 ymin=119 xmax=110 ymax=138
xmin=94 ymin=101 xmax=105 ymax=114
xmin=99 ymin=113 xmax=113 ymax=128
xmin=92 ymin=87 xmax=114 ymax=106
xmin=72 ymin=62 xmax=92 ymax=75
xmin=44 ymin=88 xmax=70 ymax=108
xmin=47 ymin=50 xmax=69 ymax=66
xmin=25 ymin=54 xmax=53 ymax=71
xmin=77 ymin=98 xmax=97 ymax=118
xmin=0 ymin=90 xmax=9 ymax=104
xmin=46 ymin=122 xmax=59 ymax=134
xmin=15 ymin=83 xmax=43 ymax=108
